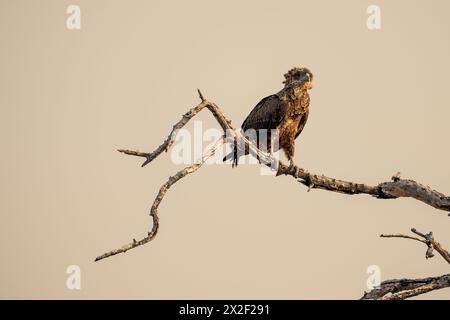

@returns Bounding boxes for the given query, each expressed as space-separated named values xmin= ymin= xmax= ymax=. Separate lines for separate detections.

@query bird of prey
xmin=223 ymin=67 xmax=313 ymax=168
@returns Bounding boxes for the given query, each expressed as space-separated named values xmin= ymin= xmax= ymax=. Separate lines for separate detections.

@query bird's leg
xmin=287 ymin=157 xmax=297 ymax=172
xmin=285 ymin=149 xmax=297 ymax=173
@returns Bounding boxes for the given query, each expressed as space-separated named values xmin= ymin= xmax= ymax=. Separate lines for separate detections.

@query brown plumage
xmin=223 ymin=67 xmax=313 ymax=167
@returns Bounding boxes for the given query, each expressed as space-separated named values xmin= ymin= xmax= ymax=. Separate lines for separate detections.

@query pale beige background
xmin=1 ymin=0 xmax=449 ymax=299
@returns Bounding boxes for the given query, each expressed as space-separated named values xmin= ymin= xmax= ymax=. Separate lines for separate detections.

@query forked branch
xmin=95 ymin=137 xmax=224 ymax=261
xmin=361 ymin=228 xmax=450 ymax=300
xmin=95 ymin=90 xmax=450 ymax=301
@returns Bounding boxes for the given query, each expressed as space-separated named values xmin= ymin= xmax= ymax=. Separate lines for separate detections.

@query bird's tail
xmin=223 ymin=146 xmax=239 ymax=167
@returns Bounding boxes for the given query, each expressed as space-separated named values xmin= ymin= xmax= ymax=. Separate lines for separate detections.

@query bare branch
xmin=117 ymin=97 xmax=232 ymax=168
xmin=277 ymin=165 xmax=450 ymax=213
xmin=362 ymin=274 xmax=450 ymax=300
xmin=361 ymin=229 xmax=450 ymax=300
xmin=118 ymin=93 xmax=450 ymax=214
xmin=380 ymin=234 xmax=426 ymax=245
xmin=95 ymin=137 xmax=224 ymax=261
xmin=197 ymin=88 xmax=205 ymax=102
xmin=380 ymin=228 xmax=450 ymax=264
xmin=96 ymin=91 xmax=450 ymax=265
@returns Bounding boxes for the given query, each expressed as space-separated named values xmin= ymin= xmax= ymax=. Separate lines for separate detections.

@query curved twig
xmin=380 ymin=228 xmax=450 ymax=263
xmin=95 ymin=137 xmax=224 ymax=261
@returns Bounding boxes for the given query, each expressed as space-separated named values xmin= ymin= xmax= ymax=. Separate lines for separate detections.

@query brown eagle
xmin=223 ymin=67 xmax=313 ymax=168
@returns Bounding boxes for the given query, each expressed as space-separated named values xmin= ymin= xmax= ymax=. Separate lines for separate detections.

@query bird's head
xmin=283 ymin=67 xmax=313 ymax=90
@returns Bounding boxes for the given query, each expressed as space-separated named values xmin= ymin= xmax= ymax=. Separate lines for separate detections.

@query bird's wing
xmin=295 ymin=109 xmax=309 ymax=139
xmin=241 ymin=95 xmax=289 ymax=131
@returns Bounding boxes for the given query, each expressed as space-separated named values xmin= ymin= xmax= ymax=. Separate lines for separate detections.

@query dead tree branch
xmin=116 ymin=92 xmax=450 ymax=214
xmin=95 ymin=136 xmax=224 ymax=261
xmin=277 ymin=166 xmax=450 ymax=213
xmin=381 ymin=228 xmax=450 ymax=263
xmin=362 ymin=274 xmax=450 ymax=300
xmin=95 ymin=90 xmax=450 ymax=299
xmin=361 ymin=228 xmax=450 ymax=300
